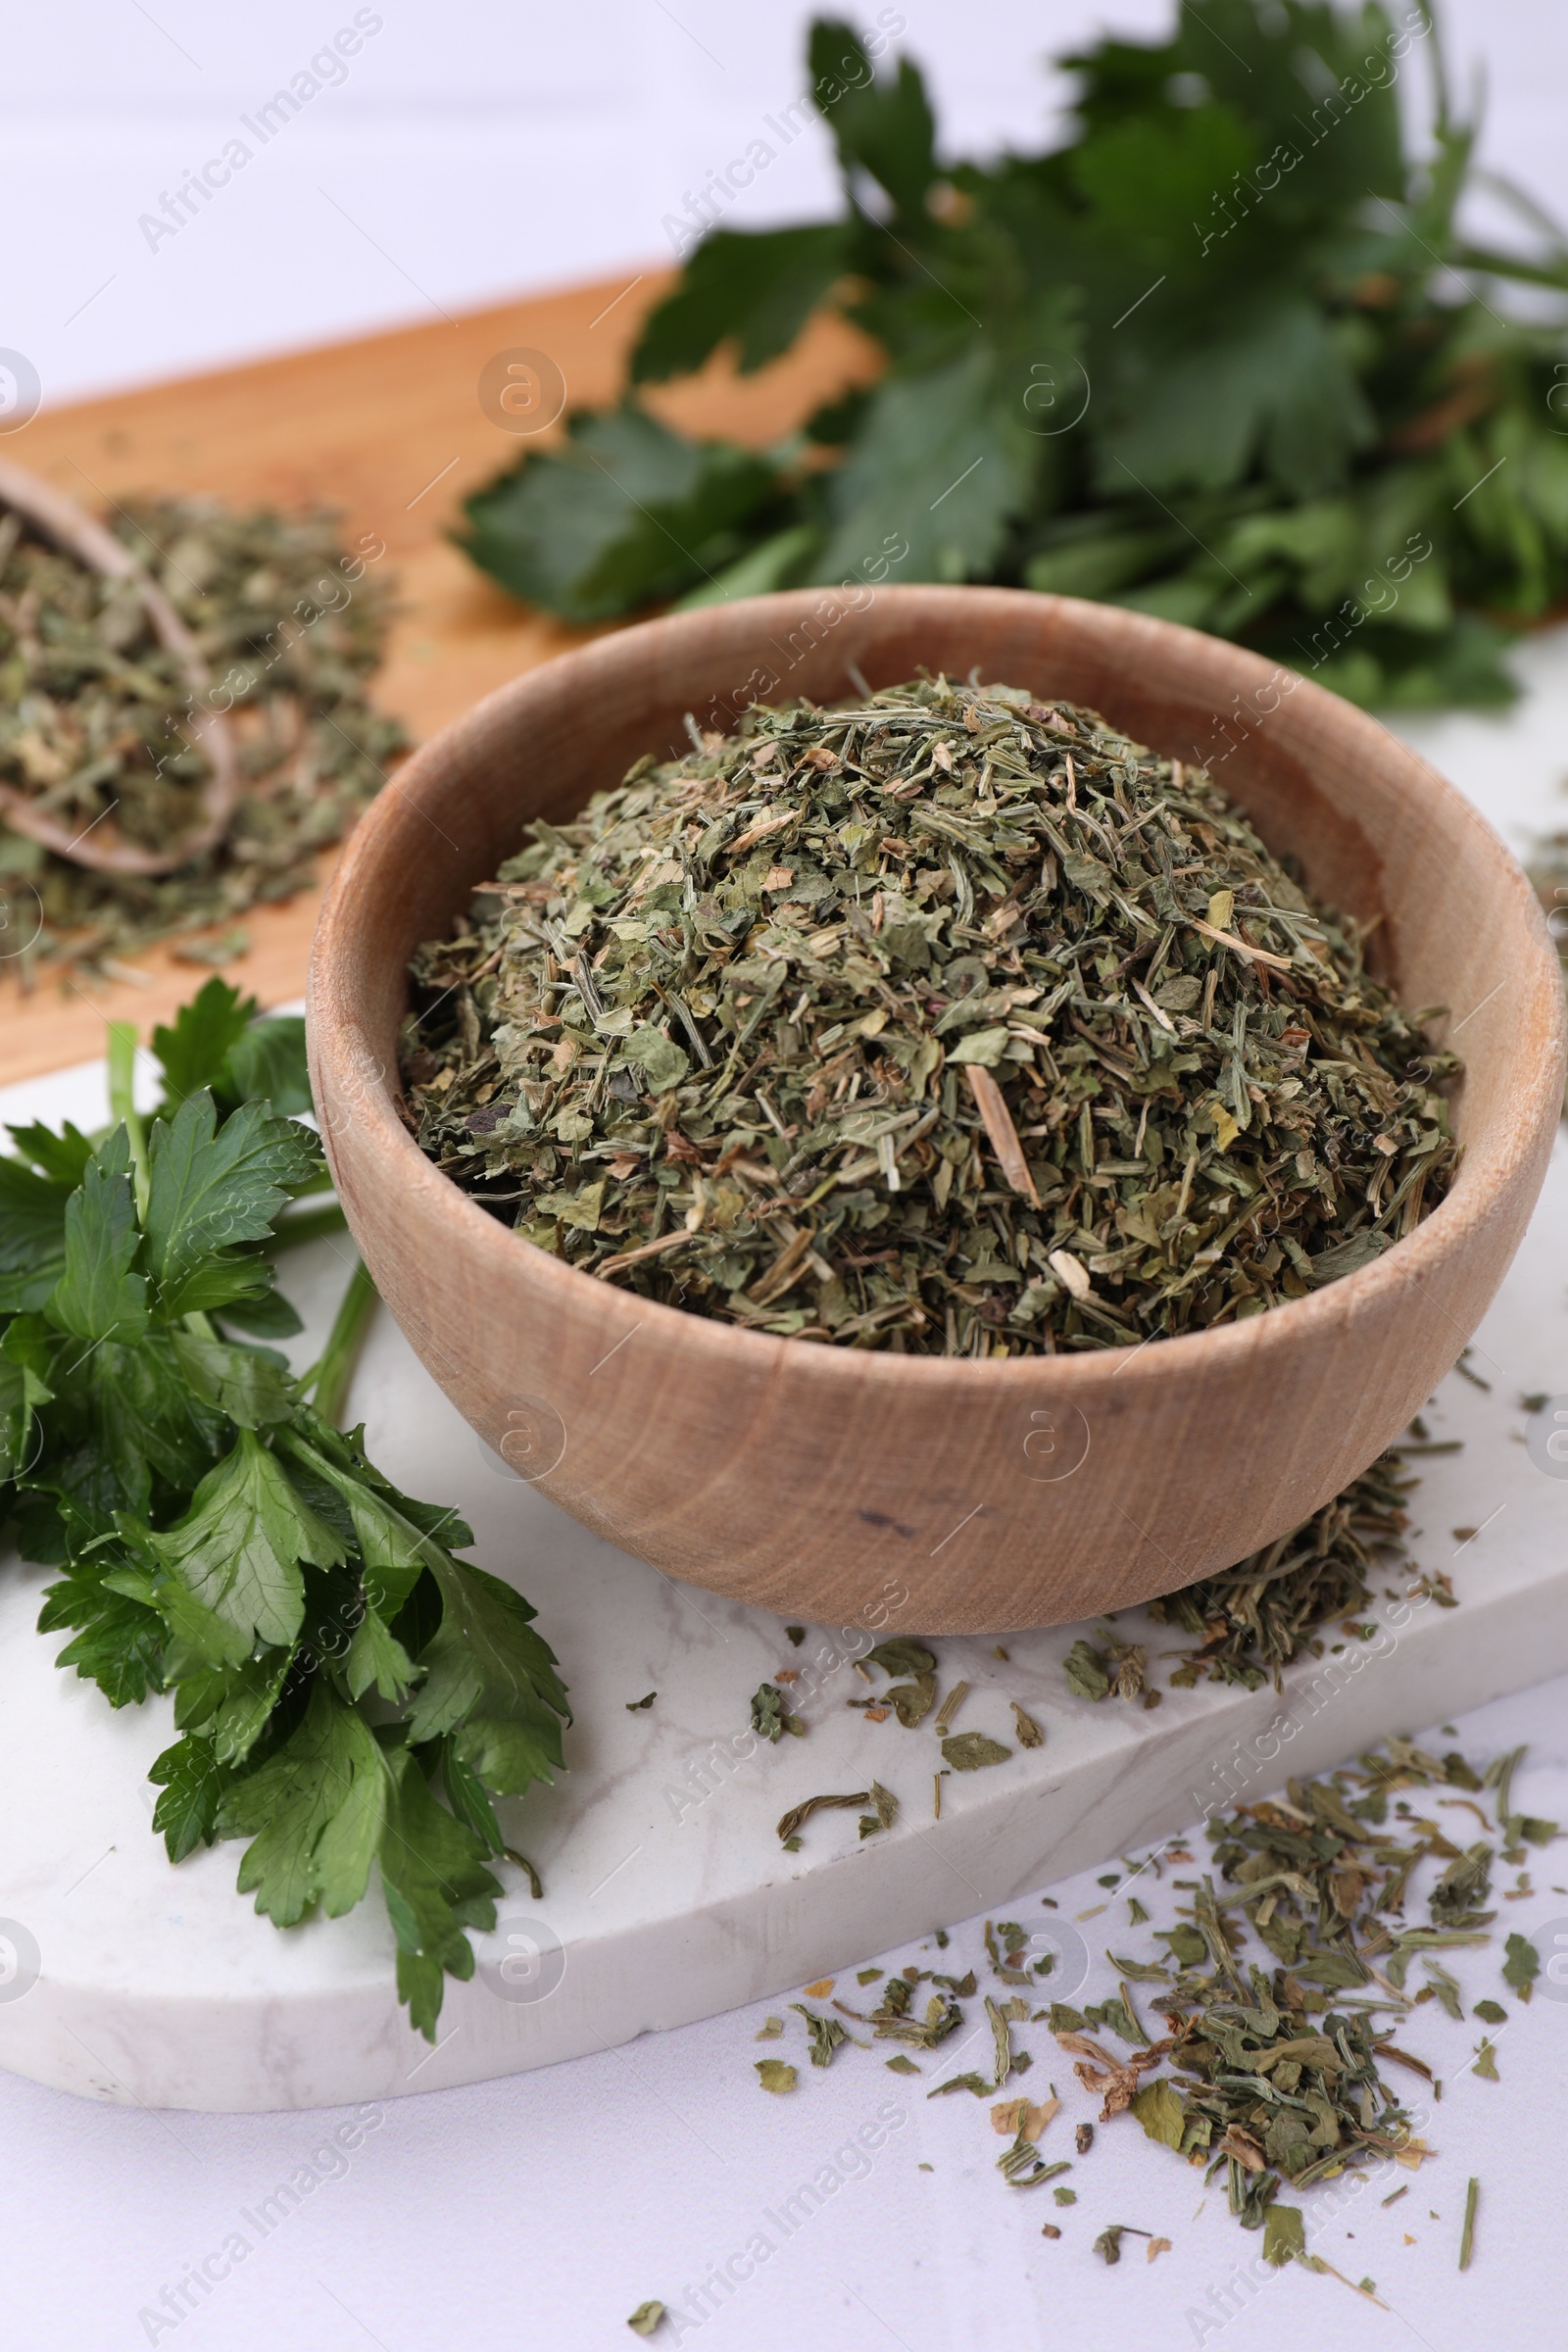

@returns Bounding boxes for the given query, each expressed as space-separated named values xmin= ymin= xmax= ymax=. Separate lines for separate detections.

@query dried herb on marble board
xmin=1150 ymin=1446 xmax=1422 ymax=1688
xmin=404 ymin=677 xmax=1457 ymax=1358
xmin=0 ymin=496 xmax=405 ymax=977
xmin=1061 ymin=1444 xmax=1444 ymax=1697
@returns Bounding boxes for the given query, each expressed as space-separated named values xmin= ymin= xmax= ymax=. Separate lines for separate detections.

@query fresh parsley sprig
xmin=460 ymin=3 xmax=1568 ymax=709
xmin=0 ymin=978 xmax=568 ymax=2039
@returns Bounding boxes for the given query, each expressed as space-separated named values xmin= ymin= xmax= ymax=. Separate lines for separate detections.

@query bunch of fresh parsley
xmin=460 ymin=1 xmax=1568 ymax=708
xmin=0 ymin=979 xmax=567 ymax=2039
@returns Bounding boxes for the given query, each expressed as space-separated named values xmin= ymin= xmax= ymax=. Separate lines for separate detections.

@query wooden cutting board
xmin=0 ymin=272 xmax=873 ymax=1085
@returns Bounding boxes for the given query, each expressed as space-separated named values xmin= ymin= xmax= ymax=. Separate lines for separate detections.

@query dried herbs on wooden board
xmin=0 ymin=496 xmax=405 ymax=976
xmin=403 ymin=677 xmax=1457 ymax=1356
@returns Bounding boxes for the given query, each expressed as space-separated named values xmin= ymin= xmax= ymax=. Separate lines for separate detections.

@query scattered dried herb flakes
xmin=1010 ymin=1701 xmax=1044 ymax=1748
xmin=746 ymin=1729 xmax=1545 ymax=2281
xmin=1459 ymin=2177 xmax=1480 ymax=2271
xmin=858 ymin=1781 xmax=898 ymax=1838
xmin=627 ymin=2302 xmax=667 ymax=2337
xmin=992 ymin=2093 xmax=1058 ymax=2138
xmin=1041 ymin=1738 xmax=1551 ymax=2252
xmin=866 ymin=1638 xmax=935 ymax=1677
xmin=1262 ymin=2206 xmax=1306 ymax=2268
xmin=403 ymin=681 xmax=1456 ymax=1359
xmin=755 ymin=2060 xmax=798 ymax=2093
xmin=1152 ymin=1448 xmax=1420 ymax=1690
xmin=1093 ymin=2226 xmax=1153 ymax=2266
xmin=1063 ymin=1638 xmax=1116 ymax=1701
xmin=1502 ymin=1932 xmax=1540 ymax=1999
xmin=942 ymin=1732 xmax=1013 ymax=1772
xmin=776 ymin=1789 xmax=868 ymax=1844
xmin=751 ymin=1681 xmax=805 ymax=1741
xmin=626 ymin=1690 xmax=656 ymax=1711
xmin=998 ymin=2131 xmax=1070 ymax=2190
xmin=1130 ymin=2078 xmax=1184 ymax=2148
xmin=2 ymin=496 xmax=405 ymax=977
xmin=986 ymin=1993 xmax=1020 ymax=2086
xmin=1065 ymin=1446 xmax=1431 ymax=1703
xmin=929 ymin=2071 xmax=992 ymax=2099
xmin=871 ymin=1975 xmax=961 ymax=2052
xmin=755 ymin=2016 xmax=784 ymax=2040
xmin=933 ymin=1681 xmax=970 ymax=1736
xmin=790 ymin=2003 xmax=850 ymax=2067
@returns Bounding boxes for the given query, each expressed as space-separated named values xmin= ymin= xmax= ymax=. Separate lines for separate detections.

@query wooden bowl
xmin=308 ymin=587 xmax=1563 ymax=1632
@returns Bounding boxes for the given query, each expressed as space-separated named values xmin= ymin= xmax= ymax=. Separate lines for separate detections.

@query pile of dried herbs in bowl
xmin=0 ymin=490 xmax=405 ymax=978
xmin=402 ymin=675 xmax=1459 ymax=1356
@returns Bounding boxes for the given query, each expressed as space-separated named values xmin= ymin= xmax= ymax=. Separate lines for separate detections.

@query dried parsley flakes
xmin=751 ymin=1681 xmax=805 ymax=1741
xmin=1 ymin=494 xmax=404 ymax=976
xmin=1063 ymin=1446 xmax=1425 ymax=1702
xmin=404 ymin=679 xmax=1456 ymax=1357
xmin=942 ymin=1732 xmax=1013 ymax=1772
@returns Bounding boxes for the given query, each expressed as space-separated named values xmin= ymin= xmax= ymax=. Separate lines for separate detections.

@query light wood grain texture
xmin=0 ymin=275 xmax=873 ymax=1083
xmin=309 ymin=584 xmax=1567 ymax=1631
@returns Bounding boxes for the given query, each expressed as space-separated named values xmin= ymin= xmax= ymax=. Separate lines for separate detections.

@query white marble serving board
xmin=5 ymin=650 xmax=1568 ymax=2115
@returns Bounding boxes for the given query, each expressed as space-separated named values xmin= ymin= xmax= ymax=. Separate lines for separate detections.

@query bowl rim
xmin=309 ymin=584 xmax=1566 ymax=1400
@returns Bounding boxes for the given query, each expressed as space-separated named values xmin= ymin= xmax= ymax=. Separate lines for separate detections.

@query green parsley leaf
xmin=12 ymin=978 xmax=570 ymax=2046
xmin=143 ymin=1092 xmax=320 ymax=1315
xmin=377 ymin=1745 xmax=500 ymax=2039
xmin=633 ymin=224 xmax=852 ymax=382
xmin=457 ymin=406 xmax=782 ymax=623
xmin=46 ymin=1127 xmax=148 ymax=1345
xmin=216 ymin=1682 xmax=387 ymax=1928
xmin=150 ymin=1427 xmax=342 ymax=1651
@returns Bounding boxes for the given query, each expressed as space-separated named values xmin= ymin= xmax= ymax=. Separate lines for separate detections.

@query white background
xmin=8 ymin=8 xmax=1568 ymax=2352
xmin=4 ymin=0 xmax=1567 ymax=409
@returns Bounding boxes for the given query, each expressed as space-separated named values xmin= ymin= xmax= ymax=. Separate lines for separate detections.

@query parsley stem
xmin=106 ymin=1019 xmax=150 ymax=1218
xmin=303 ymin=1256 xmax=377 ymax=1427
